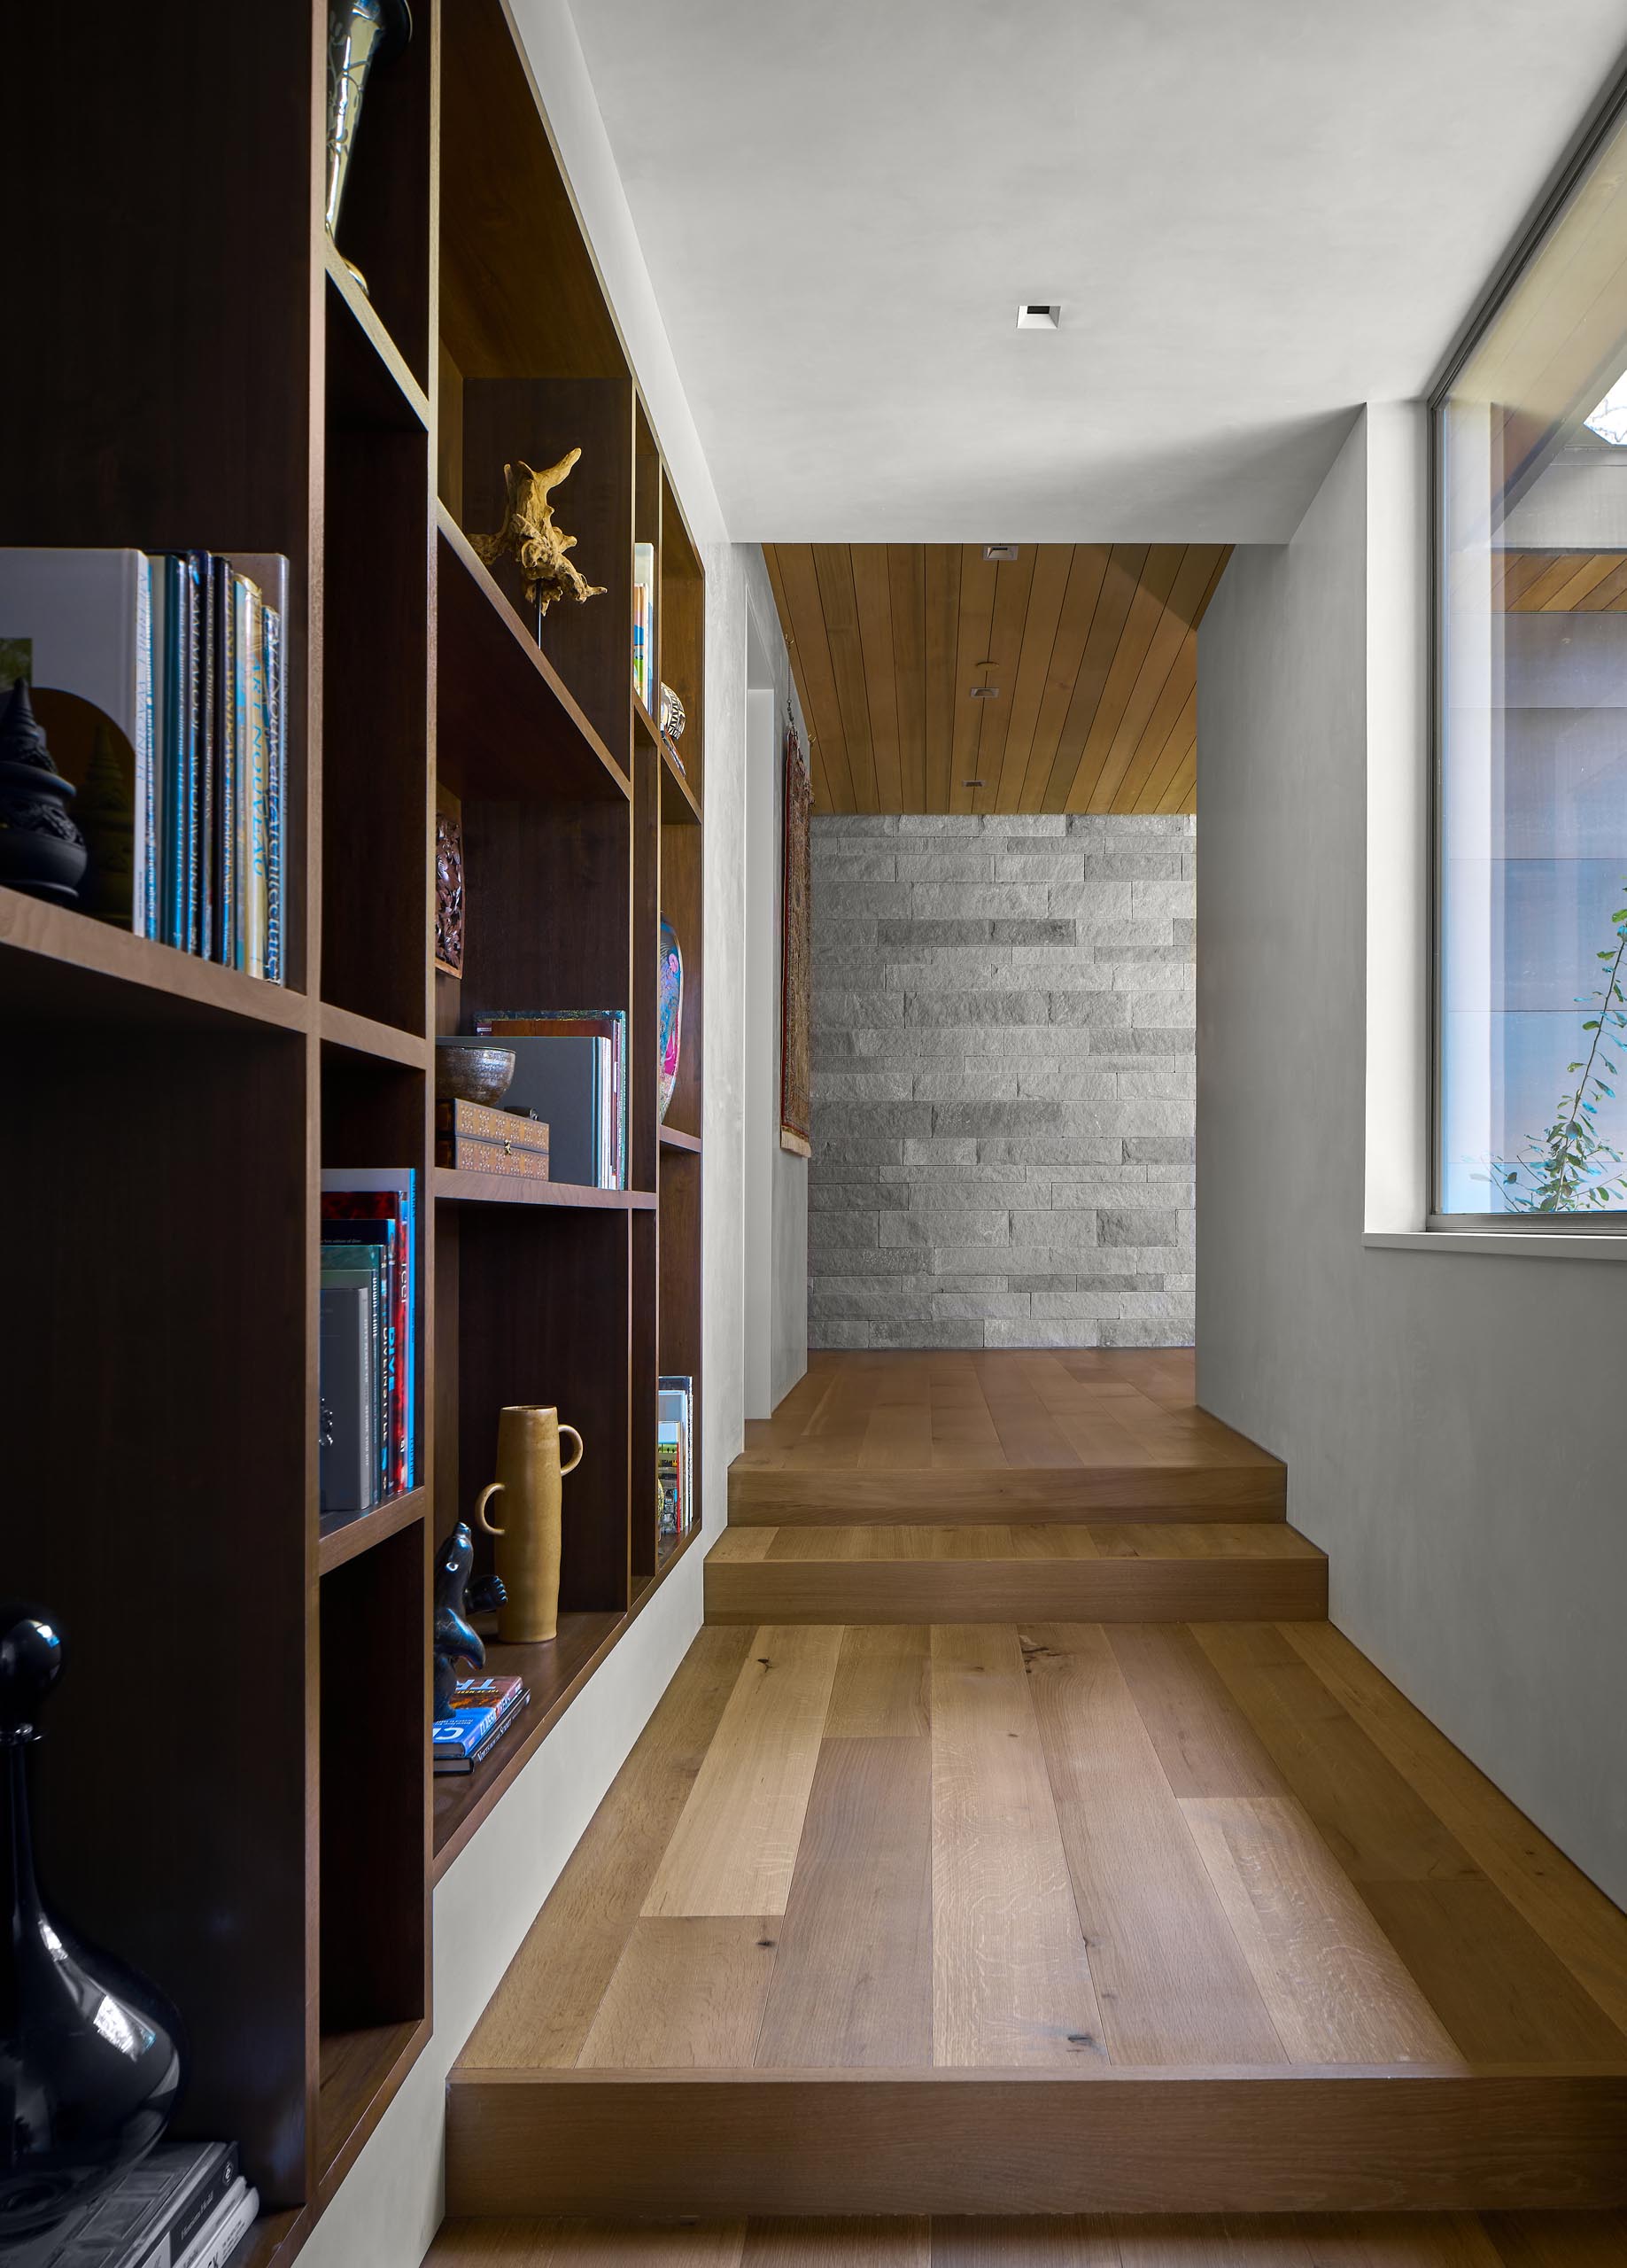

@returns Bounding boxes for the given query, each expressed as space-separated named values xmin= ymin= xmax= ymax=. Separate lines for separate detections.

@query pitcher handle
xmin=474 ymin=1480 xmax=507 ymax=1536
xmin=559 ymin=1425 xmax=585 ymax=1477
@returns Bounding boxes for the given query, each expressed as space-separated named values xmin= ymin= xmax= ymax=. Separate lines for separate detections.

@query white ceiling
xmin=562 ymin=0 xmax=1627 ymax=543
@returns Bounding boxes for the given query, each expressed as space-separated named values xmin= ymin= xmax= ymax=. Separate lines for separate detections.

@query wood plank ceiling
xmin=763 ymin=543 xmax=1229 ymax=815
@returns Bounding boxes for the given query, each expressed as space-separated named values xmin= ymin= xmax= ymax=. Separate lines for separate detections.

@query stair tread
xmin=709 ymin=1521 xmax=1322 ymax=1564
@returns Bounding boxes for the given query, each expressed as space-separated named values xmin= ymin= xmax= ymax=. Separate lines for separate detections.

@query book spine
xmin=239 ymin=579 xmax=264 ymax=977
xmin=128 ymin=2145 xmax=242 ymax=2268
xmin=190 ymin=552 xmax=213 ymax=959
xmin=168 ymin=555 xmax=196 ymax=951
xmin=213 ymin=558 xmax=235 ymax=968
xmin=263 ymin=602 xmax=283 ymax=984
xmin=135 ymin=555 xmax=155 ymax=939
xmin=174 ymin=2184 xmax=258 ymax=2268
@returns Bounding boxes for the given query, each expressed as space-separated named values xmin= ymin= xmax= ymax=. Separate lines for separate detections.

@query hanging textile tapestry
xmin=779 ymin=717 xmax=812 ymax=1156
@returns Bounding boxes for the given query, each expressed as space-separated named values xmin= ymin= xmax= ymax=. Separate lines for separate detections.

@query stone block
xmin=1131 ymin=878 xmax=1197 ymax=920
xmin=810 ymin=1177 xmax=879 ymax=1209
xmin=930 ymin=1099 xmax=1067 ymax=1138
xmin=806 ymin=1248 xmax=929 ymax=1277
xmin=1099 ymin=1208 xmax=1176 ymax=1246
xmin=977 ymin=1136 xmax=1125 ymax=1168
xmin=933 ymin=1293 xmax=1034 ymax=1319
xmin=910 ymin=1067 xmax=1022 ymax=1102
xmin=809 ymin=1320 xmax=872 ymax=1348
xmin=989 ymin=816 xmax=1068 ymax=836
xmin=1007 ymin=1270 xmax=1141 ymax=1292
xmin=1048 ymin=881 xmax=1135 ymax=920
xmin=1131 ymin=990 xmax=1197 ymax=1026
xmin=875 ymin=918 xmax=994 ymax=947
xmin=988 ymin=918 xmax=1086 ymax=946
xmin=1087 ymin=1028 xmax=1195 ymax=1059
xmin=1028 ymin=1291 xmax=1127 ymax=1321
xmin=1119 ymin=1289 xmax=1196 ymax=1319
xmin=892 ymin=814 xmax=986 ymax=835
xmin=895 ymin=850 xmax=996 ymax=882
xmin=809 ymin=1212 xmax=881 ymax=1249
xmin=1047 ymin=1171 xmax=1147 ymax=1204
xmin=816 ymin=875 xmax=916 ymax=914
xmin=985 ymin=1320 xmax=1104 ymax=1348
xmin=810 ymin=849 xmax=896 ymax=882
xmin=814 ymin=1100 xmax=935 ymax=1143
xmin=911 ymin=882 xmax=1052 ymax=918
xmin=928 ymin=1246 xmax=1027 ymax=1276
xmin=1085 ymin=852 xmax=1186 ymax=880
xmin=1099 ymin=1322 xmax=1194 ymax=1348
xmin=812 ymin=988 xmax=905 ymax=1027
xmin=1048 ymin=991 xmax=1132 ymax=1028
xmin=907 ymin=1180 xmax=1036 ymax=1211
xmin=812 ymin=1070 xmax=917 ymax=1102
xmin=883 ymin=1157 xmax=1035 ymax=1184
xmin=870 ymin=1321 xmax=987 ymax=1348
xmin=1008 ymin=1208 xmax=1101 ymax=1247
xmin=1118 ymin=1068 xmax=1197 ymax=1099
xmin=1110 ymin=961 xmax=1197 ymax=992
xmin=880 ymin=1208 xmax=1010 ymax=1247
xmin=1017 ymin=1068 xmax=1121 ymax=1101
xmin=994 ymin=854 xmax=1085 ymax=882
xmin=813 ymin=1133 xmax=905 ymax=1165
xmin=1124 ymin=1134 xmax=1195 ymax=1162
xmin=906 ymin=990 xmax=1052 ymax=1027
xmin=934 ymin=1271 xmax=1013 ymax=1291
xmin=810 ymin=1287 xmax=935 ymax=1321
xmin=903 ymin=1136 xmax=978 ymax=1168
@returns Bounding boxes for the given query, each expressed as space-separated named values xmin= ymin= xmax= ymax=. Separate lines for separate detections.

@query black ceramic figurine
xmin=0 ymin=1609 xmax=186 ymax=2241
xmin=431 ymin=1526 xmax=505 ymax=1720
xmin=0 ymin=682 xmax=89 ymax=907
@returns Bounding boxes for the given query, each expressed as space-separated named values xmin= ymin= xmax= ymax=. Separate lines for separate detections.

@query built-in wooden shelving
xmin=5 ymin=1 xmax=704 ymax=2261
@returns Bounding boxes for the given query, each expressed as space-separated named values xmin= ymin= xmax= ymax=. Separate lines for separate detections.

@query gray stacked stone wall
xmin=809 ymin=813 xmax=1196 ymax=1349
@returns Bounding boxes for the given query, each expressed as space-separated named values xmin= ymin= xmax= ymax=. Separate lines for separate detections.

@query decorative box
xmin=435 ymin=1099 xmax=550 ymax=1179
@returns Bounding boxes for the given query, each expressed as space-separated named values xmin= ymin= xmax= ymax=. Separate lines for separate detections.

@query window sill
xmin=1365 ymin=1229 xmax=1627 ymax=1260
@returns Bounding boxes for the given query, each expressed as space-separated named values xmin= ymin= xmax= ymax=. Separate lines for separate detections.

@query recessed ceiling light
xmin=969 ymin=687 xmax=1000 ymax=700
xmin=983 ymin=544 xmax=1019 ymax=562
xmin=963 ymin=780 xmax=985 ymax=788
xmin=1017 ymin=304 xmax=1059 ymax=330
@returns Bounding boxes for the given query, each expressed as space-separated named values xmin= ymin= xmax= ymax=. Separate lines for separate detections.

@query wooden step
xmin=445 ymin=2064 xmax=1627 ymax=2218
xmin=727 ymin=1462 xmax=1287 ymax=1525
xmin=704 ymin=1524 xmax=1327 ymax=1625
xmin=428 ymin=2206 xmax=1627 ymax=2266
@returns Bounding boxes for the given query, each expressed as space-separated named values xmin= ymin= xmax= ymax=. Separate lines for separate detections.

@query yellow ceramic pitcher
xmin=474 ymin=1405 xmax=584 ymax=1643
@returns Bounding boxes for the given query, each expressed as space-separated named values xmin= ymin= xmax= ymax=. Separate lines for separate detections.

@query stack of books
xmin=631 ymin=540 xmax=655 ymax=710
xmin=319 ymin=1170 xmax=417 ymax=1518
xmin=475 ymin=1013 xmax=627 ymax=1189
xmin=658 ymin=1373 xmax=694 ymax=1539
xmin=0 ymin=548 xmax=287 ymax=977
xmin=10 ymin=2140 xmax=257 ymax=2268
xmin=433 ymin=1672 xmax=530 ymax=1776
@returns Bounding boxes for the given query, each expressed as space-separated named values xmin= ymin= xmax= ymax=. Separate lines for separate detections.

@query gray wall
xmin=810 ymin=812 xmax=1196 ymax=1350
xmin=1198 ymin=410 xmax=1627 ymax=1906
xmin=743 ymin=550 xmax=809 ymax=1415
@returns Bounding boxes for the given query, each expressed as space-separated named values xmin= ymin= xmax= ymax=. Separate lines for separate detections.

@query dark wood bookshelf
xmin=433 ymin=1167 xmax=657 ymax=1211
xmin=4 ymin=1 xmax=705 ymax=2260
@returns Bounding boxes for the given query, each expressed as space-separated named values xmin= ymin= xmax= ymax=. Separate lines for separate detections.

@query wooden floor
xmin=439 ymin=1355 xmax=1627 ymax=2239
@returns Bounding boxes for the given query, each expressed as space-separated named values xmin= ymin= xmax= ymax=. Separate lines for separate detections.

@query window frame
xmin=1428 ymin=63 xmax=1627 ymax=1232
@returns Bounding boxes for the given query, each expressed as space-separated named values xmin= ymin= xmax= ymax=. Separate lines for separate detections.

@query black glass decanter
xmin=0 ymin=1609 xmax=186 ymax=2240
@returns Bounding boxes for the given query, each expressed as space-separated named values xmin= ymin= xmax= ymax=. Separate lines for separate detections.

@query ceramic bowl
xmin=436 ymin=1040 xmax=516 ymax=1105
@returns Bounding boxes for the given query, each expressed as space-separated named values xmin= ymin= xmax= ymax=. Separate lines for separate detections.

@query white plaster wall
xmin=298 ymin=10 xmax=761 ymax=2264
xmin=1197 ymin=406 xmax=1627 ymax=1907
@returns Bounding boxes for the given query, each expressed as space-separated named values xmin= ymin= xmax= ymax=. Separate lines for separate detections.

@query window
xmin=1436 ymin=93 xmax=1627 ymax=1220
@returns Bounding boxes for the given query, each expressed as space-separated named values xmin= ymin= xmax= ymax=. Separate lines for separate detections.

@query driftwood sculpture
xmin=469 ymin=449 xmax=606 ymax=616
